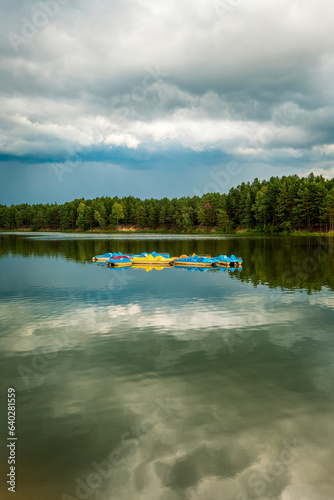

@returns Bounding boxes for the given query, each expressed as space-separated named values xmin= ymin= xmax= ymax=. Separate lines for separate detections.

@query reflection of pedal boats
xmin=174 ymin=265 xmax=211 ymax=272
xmin=173 ymin=254 xmax=214 ymax=267
xmin=106 ymin=256 xmax=133 ymax=267
xmin=213 ymin=266 xmax=242 ymax=272
xmin=106 ymin=264 xmax=133 ymax=269
xmin=212 ymin=255 xmax=243 ymax=268
xmin=132 ymin=265 xmax=170 ymax=272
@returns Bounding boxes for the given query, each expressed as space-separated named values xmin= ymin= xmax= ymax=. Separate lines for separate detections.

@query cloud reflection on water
xmin=1 ymin=247 xmax=334 ymax=499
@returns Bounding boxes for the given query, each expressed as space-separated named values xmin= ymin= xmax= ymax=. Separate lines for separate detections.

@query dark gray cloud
xmin=1 ymin=0 xmax=334 ymax=195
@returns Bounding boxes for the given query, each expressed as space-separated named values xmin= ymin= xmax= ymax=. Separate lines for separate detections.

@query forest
xmin=1 ymin=173 xmax=334 ymax=233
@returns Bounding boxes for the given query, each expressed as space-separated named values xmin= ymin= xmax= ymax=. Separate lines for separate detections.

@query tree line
xmin=1 ymin=173 xmax=334 ymax=233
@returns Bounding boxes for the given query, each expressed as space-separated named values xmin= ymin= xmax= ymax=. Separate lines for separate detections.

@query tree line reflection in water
xmin=0 ymin=234 xmax=333 ymax=293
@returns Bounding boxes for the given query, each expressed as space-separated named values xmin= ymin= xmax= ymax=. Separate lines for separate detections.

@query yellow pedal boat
xmin=130 ymin=254 xmax=175 ymax=266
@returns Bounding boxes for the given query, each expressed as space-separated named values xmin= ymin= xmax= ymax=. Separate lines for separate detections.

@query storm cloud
xmin=1 ymin=0 xmax=334 ymax=202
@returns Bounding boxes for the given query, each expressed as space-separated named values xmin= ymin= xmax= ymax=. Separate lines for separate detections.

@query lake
xmin=0 ymin=233 xmax=334 ymax=500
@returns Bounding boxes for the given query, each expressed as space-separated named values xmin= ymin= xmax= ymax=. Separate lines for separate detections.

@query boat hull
xmin=212 ymin=261 xmax=242 ymax=268
xmin=173 ymin=261 xmax=213 ymax=267
xmin=107 ymin=262 xmax=133 ymax=268
xmin=131 ymin=259 xmax=174 ymax=266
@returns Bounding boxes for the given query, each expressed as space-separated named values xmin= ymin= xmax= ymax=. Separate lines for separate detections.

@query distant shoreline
xmin=1 ymin=227 xmax=334 ymax=237
xmin=2 ymin=175 xmax=334 ymax=234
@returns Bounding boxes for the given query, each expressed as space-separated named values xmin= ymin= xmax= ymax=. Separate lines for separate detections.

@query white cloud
xmin=1 ymin=0 xmax=334 ymax=175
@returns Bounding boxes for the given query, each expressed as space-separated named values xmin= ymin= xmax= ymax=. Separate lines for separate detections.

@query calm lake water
xmin=0 ymin=233 xmax=334 ymax=500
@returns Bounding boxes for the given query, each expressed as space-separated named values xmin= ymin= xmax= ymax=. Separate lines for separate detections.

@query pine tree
xmin=76 ymin=202 xmax=86 ymax=231
xmin=252 ymin=185 xmax=269 ymax=229
xmin=216 ymin=209 xmax=231 ymax=232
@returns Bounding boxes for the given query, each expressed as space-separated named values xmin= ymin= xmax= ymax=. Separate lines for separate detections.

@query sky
xmin=1 ymin=0 xmax=334 ymax=204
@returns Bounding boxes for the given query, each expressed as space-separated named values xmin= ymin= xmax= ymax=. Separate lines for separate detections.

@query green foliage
xmin=76 ymin=202 xmax=86 ymax=231
xmin=94 ymin=201 xmax=106 ymax=228
xmin=216 ymin=209 xmax=232 ymax=232
xmin=110 ymin=202 xmax=125 ymax=226
xmin=1 ymin=173 xmax=334 ymax=233
xmin=252 ymin=185 xmax=268 ymax=227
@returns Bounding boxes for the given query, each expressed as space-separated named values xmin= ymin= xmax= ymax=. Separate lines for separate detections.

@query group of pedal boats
xmin=92 ymin=251 xmax=243 ymax=268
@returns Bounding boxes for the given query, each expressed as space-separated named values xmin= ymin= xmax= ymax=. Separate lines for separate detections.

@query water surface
xmin=0 ymin=233 xmax=334 ymax=500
